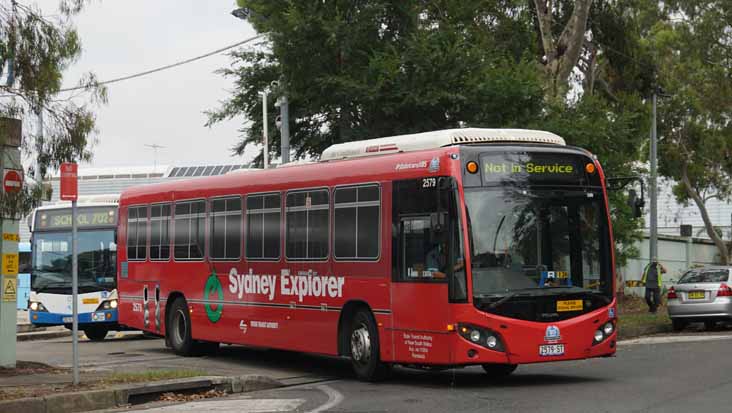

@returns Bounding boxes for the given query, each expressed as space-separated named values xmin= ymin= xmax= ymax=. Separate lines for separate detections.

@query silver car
xmin=667 ymin=266 xmax=732 ymax=331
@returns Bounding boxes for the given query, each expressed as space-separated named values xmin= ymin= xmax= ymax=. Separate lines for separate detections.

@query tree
xmin=533 ymin=0 xmax=593 ymax=100
xmin=208 ymin=0 xmax=544 ymax=163
xmin=0 ymin=0 xmax=104 ymax=214
xmin=652 ymin=1 xmax=732 ymax=264
xmin=211 ymin=0 xmax=650 ymax=270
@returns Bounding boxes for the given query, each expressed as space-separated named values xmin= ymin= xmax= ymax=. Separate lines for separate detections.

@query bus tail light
xmin=667 ymin=287 xmax=678 ymax=299
xmin=457 ymin=323 xmax=505 ymax=352
xmin=718 ymin=283 xmax=732 ymax=297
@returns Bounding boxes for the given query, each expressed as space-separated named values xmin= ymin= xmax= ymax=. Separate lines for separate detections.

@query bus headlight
xmin=469 ymin=329 xmax=481 ymax=342
xmin=458 ymin=323 xmax=505 ymax=352
xmin=603 ymin=322 xmax=614 ymax=336
xmin=96 ymin=299 xmax=118 ymax=311
xmin=593 ymin=329 xmax=605 ymax=343
xmin=29 ymin=302 xmax=47 ymax=312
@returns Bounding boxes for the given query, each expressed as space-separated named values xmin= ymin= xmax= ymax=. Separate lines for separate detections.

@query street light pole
xmin=259 ymin=90 xmax=269 ymax=169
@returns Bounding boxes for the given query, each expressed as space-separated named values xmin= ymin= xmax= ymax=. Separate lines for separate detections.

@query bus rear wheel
xmin=83 ymin=327 xmax=108 ymax=341
xmin=482 ymin=363 xmax=518 ymax=377
xmin=168 ymin=298 xmax=196 ymax=356
xmin=167 ymin=297 xmax=219 ymax=356
xmin=349 ymin=309 xmax=390 ymax=382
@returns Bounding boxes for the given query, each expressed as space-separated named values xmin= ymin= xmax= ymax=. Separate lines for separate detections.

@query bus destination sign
xmin=36 ymin=206 xmax=117 ymax=230
xmin=480 ymin=152 xmax=591 ymax=185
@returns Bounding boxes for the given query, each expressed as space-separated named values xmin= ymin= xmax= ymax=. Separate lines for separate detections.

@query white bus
xmin=28 ymin=195 xmax=120 ymax=341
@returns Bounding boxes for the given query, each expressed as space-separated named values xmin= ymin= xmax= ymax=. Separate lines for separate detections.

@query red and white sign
xmin=2 ymin=169 xmax=22 ymax=194
xmin=60 ymin=162 xmax=78 ymax=201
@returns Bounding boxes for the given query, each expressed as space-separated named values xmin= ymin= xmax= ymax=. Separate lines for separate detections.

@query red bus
xmin=118 ymin=128 xmax=617 ymax=381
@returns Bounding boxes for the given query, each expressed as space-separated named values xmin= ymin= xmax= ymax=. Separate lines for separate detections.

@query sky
xmin=48 ymin=0 xmax=260 ymax=169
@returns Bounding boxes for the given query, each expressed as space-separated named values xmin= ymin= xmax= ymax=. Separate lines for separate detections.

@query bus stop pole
xmin=71 ymin=199 xmax=79 ymax=385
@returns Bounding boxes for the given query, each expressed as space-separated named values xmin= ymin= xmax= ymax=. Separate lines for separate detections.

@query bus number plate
xmin=539 ymin=344 xmax=565 ymax=356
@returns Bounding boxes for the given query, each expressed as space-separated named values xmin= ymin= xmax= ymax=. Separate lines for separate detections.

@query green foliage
xmin=0 ymin=1 xmax=102 ymax=215
xmin=532 ymin=94 xmax=648 ymax=267
xmin=649 ymin=1 xmax=732 ymax=262
xmin=210 ymin=0 xmax=651 ymax=268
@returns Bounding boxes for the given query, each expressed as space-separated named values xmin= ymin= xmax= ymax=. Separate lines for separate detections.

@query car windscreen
xmin=678 ymin=270 xmax=730 ymax=284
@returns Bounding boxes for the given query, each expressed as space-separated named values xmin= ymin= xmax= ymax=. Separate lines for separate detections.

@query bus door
xmin=390 ymin=177 xmax=464 ymax=364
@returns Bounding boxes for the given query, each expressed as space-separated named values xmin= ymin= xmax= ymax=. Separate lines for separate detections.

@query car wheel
xmin=482 ymin=363 xmax=518 ymax=377
xmin=83 ymin=326 xmax=108 ymax=341
xmin=671 ymin=319 xmax=687 ymax=332
xmin=350 ymin=309 xmax=391 ymax=381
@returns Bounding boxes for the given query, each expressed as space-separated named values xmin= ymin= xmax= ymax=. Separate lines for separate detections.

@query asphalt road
xmin=19 ymin=330 xmax=732 ymax=412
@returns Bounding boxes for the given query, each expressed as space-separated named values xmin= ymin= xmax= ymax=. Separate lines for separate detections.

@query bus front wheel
xmin=482 ymin=363 xmax=518 ymax=377
xmin=349 ymin=309 xmax=391 ymax=382
xmin=83 ymin=326 xmax=108 ymax=341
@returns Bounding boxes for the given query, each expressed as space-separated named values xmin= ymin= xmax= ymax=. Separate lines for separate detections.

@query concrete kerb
xmin=0 ymin=374 xmax=284 ymax=413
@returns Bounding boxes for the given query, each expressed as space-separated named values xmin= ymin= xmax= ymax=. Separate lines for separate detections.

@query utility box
xmin=680 ymin=224 xmax=693 ymax=237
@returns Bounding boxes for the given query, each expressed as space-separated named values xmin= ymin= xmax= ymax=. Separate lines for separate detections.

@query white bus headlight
xmin=29 ymin=302 xmax=47 ymax=312
xmin=603 ymin=322 xmax=614 ymax=336
xmin=110 ymin=299 xmax=118 ymax=309
xmin=594 ymin=329 xmax=604 ymax=343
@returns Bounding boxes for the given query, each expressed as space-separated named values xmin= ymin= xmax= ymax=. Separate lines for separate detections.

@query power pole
xmin=259 ymin=90 xmax=269 ymax=169
xmin=144 ymin=144 xmax=165 ymax=171
xmin=650 ymin=92 xmax=658 ymax=261
xmin=277 ymin=95 xmax=290 ymax=164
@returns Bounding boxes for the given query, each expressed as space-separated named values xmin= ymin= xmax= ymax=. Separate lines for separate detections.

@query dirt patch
xmin=0 ymin=361 xmax=67 ymax=377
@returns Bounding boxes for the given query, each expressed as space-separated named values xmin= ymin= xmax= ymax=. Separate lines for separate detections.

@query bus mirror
xmin=628 ymin=189 xmax=644 ymax=218
xmin=431 ymin=212 xmax=446 ymax=233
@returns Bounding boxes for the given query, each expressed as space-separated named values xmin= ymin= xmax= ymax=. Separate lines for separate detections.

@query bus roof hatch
xmin=319 ymin=128 xmax=566 ymax=161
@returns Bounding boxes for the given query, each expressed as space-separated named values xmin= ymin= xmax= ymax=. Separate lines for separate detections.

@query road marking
xmin=143 ymin=398 xmax=305 ymax=412
xmin=307 ymin=384 xmax=344 ymax=413
xmin=619 ymin=334 xmax=732 ymax=346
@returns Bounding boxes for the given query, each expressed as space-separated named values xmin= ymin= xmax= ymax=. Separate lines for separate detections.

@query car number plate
xmin=688 ymin=291 xmax=705 ymax=299
xmin=62 ymin=317 xmax=73 ymax=323
xmin=539 ymin=344 xmax=565 ymax=356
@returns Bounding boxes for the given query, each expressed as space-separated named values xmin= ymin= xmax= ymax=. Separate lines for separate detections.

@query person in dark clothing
xmin=642 ymin=257 xmax=667 ymax=313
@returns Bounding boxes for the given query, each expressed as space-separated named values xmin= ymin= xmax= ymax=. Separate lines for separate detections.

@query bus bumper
xmin=30 ymin=309 xmax=118 ymax=327
xmin=449 ymin=302 xmax=618 ymax=366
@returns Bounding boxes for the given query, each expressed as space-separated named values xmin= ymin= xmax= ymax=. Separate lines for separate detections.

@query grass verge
xmin=102 ymin=369 xmax=207 ymax=385
xmin=617 ymin=294 xmax=672 ymax=339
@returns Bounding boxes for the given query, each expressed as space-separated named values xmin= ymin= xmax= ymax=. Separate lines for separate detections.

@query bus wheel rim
xmin=175 ymin=309 xmax=187 ymax=344
xmin=351 ymin=324 xmax=371 ymax=364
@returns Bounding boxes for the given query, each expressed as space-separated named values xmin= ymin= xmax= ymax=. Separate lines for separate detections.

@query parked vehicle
xmin=667 ymin=266 xmax=732 ymax=331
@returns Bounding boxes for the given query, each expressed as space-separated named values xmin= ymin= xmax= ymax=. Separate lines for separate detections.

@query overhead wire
xmin=0 ymin=33 xmax=265 ymax=97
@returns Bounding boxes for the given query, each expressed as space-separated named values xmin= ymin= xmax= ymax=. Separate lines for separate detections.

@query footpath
xmin=2 ymin=310 xmax=331 ymax=413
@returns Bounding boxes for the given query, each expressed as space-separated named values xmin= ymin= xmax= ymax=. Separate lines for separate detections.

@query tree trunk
xmin=533 ymin=0 xmax=593 ymax=100
xmin=681 ymin=164 xmax=729 ymax=264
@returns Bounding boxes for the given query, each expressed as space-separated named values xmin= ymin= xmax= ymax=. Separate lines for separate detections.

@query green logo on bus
xmin=204 ymin=271 xmax=224 ymax=323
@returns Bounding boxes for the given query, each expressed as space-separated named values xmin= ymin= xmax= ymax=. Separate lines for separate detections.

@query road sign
xmin=2 ymin=276 xmax=16 ymax=302
xmin=2 ymin=253 xmax=18 ymax=276
xmin=2 ymin=169 xmax=21 ymax=194
xmin=60 ymin=162 xmax=78 ymax=201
